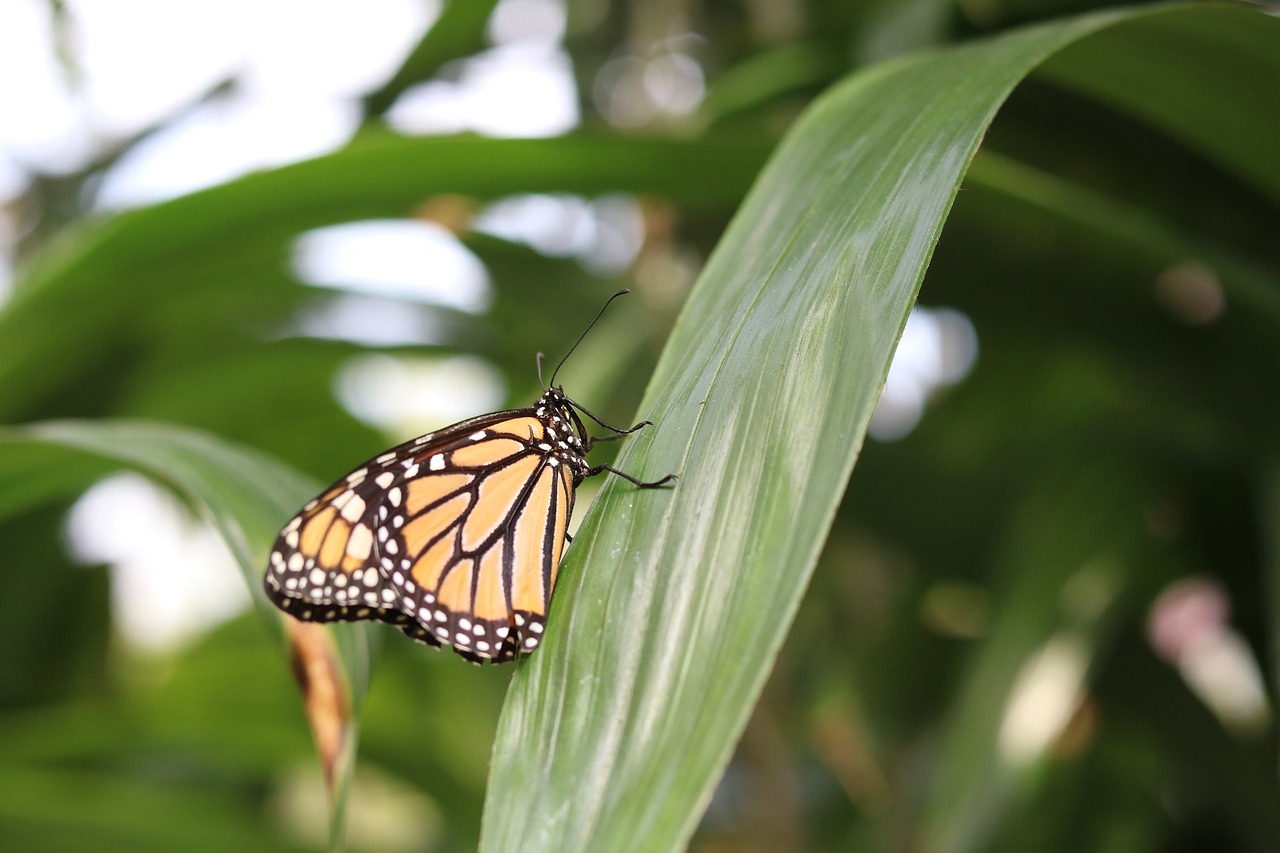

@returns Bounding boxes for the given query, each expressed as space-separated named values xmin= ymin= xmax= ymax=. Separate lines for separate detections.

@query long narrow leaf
xmin=0 ymin=420 xmax=371 ymax=846
xmin=482 ymin=5 xmax=1277 ymax=851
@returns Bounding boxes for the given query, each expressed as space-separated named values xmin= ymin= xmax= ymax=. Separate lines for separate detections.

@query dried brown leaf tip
xmin=286 ymin=618 xmax=351 ymax=794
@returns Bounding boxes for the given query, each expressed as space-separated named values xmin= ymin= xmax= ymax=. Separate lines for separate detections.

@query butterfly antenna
xmin=549 ymin=289 xmax=630 ymax=387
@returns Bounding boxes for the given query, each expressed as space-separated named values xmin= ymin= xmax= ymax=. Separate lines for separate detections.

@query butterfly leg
xmin=589 ymin=426 xmax=646 ymax=443
xmin=586 ymin=463 xmax=677 ymax=489
xmin=571 ymin=402 xmax=653 ymax=437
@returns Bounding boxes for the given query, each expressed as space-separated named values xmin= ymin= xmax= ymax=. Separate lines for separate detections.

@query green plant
xmin=1 ymin=2 xmax=1277 ymax=851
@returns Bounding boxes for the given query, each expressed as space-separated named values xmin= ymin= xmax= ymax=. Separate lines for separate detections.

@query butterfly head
xmin=536 ymin=386 xmax=588 ymax=455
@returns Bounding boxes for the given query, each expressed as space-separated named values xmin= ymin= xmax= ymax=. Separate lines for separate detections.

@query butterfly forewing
xmin=264 ymin=393 xmax=591 ymax=663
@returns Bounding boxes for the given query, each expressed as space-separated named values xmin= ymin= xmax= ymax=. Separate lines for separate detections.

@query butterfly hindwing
xmin=263 ymin=466 xmax=417 ymax=633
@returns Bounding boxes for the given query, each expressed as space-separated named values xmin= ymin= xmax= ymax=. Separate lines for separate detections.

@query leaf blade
xmin=0 ymin=419 xmax=371 ymax=847
xmin=482 ymin=5 xmax=1280 ymax=850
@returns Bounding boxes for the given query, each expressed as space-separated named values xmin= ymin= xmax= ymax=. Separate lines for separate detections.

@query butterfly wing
xmin=384 ymin=419 xmax=577 ymax=663
xmin=264 ymin=409 xmax=579 ymax=663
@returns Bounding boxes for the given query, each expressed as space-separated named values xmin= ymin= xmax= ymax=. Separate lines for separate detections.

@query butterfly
xmin=263 ymin=290 xmax=674 ymax=663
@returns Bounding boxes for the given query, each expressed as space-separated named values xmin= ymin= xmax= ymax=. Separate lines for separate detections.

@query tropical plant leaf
xmin=0 ymin=135 xmax=769 ymax=423
xmin=481 ymin=5 xmax=1280 ymax=851
xmin=0 ymin=420 xmax=370 ymax=846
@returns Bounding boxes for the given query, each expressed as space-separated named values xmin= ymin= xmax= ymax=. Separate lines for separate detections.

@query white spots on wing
xmin=288 ymin=553 xmax=304 ymax=572
xmin=385 ymin=538 xmax=399 ymax=555
xmin=470 ymin=431 xmax=486 ymax=441
xmin=346 ymin=468 xmax=368 ymax=484
xmin=285 ymin=530 xmax=300 ymax=548
xmin=404 ymin=464 xmax=420 ymax=479
xmin=375 ymin=471 xmax=395 ymax=488
xmin=342 ymin=492 xmax=368 ymax=523
xmin=347 ymin=524 xmax=373 ymax=560
xmin=388 ymin=487 xmax=402 ymax=507
xmin=308 ymin=567 xmax=326 ymax=586
xmin=429 ymin=454 xmax=445 ymax=471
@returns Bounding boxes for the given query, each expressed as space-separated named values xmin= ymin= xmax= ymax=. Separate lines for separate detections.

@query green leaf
xmin=1038 ymin=7 xmax=1280 ymax=203
xmin=0 ymin=766 xmax=310 ymax=853
xmin=0 ymin=134 xmax=770 ymax=422
xmin=481 ymin=5 xmax=1280 ymax=851
xmin=1 ymin=421 xmax=311 ymax=617
xmin=0 ymin=420 xmax=372 ymax=847
xmin=922 ymin=458 xmax=1159 ymax=853
xmin=362 ymin=0 xmax=503 ymax=116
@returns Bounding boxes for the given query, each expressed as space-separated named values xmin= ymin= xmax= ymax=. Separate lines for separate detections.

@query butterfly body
xmin=264 ymin=386 xmax=658 ymax=663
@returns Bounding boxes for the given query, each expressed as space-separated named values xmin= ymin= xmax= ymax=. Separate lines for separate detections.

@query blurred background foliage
xmin=0 ymin=0 xmax=1277 ymax=851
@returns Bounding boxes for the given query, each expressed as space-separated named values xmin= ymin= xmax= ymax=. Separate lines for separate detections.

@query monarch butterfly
xmin=263 ymin=290 xmax=674 ymax=664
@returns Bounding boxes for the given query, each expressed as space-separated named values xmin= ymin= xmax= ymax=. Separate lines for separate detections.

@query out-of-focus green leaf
xmin=921 ymin=459 xmax=1157 ymax=853
xmin=700 ymin=42 xmax=840 ymax=124
xmin=0 ymin=441 xmax=114 ymax=522
xmin=481 ymin=6 xmax=1280 ymax=851
xmin=363 ymin=0 xmax=502 ymax=115
xmin=1038 ymin=8 xmax=1280 ymax=203
xmin=1095 ymin=636 xmax=1280 ymax=853
xmin=0 ymin=420 xmax=371 ymax=847
xmin=3 ymin=420 xmax=312 ymax=615
xmin=1263 ymin=463 xmax=1280 ymax=721
xmin=965 ymin=152 xmax=1280 ymax=321
xmin=0 ymin=766 xmax=309 ymax=853
xmin=0 ymin=135 xmax=768 ymax=422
